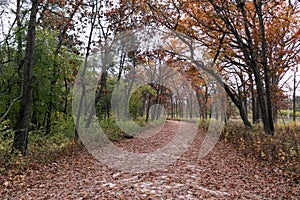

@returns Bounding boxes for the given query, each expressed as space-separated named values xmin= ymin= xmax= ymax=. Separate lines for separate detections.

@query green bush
xmin=198 ymin=119 xmax=210 ymax=130
xmin=99 ymin=117 xmax=123 ymax=141
xmin=99 ymin=115 xmax=165 ymax=141
xmin=134 ymin=116 xmax=147 ymax=127
xmin=0 ymin=120 xmax=14 ymax=172
xmin=28 ymin=119 xmax=75 ymax=160
xmin=0 ymin=118 xmax=77 ymax=174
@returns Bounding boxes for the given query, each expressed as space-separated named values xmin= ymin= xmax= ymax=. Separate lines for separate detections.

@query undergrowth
xmin=100 ymin=116 xmax=166 ymax=140
xmin=0 ymin=115 xmax=163 ymax=174
xmin=0 ymin=119 xmax=79 ymax=175
xmin=199 ymin=119 xmax=300 ymax=182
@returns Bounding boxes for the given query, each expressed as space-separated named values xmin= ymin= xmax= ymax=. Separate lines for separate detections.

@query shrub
xmin=0 ymin=119 xmax=77 ymax=174
xmin=279 ymin=110 xmax=300 ymax=117
xmin=199 ymin=119 xmax=300 ymax=181
xmin=0 ymin=120 xmax=14 ymax=172
xmin=99 ymin=117 xmax=124 ymax=141
xmin=222 ymin=122 xmax=299 ymax=166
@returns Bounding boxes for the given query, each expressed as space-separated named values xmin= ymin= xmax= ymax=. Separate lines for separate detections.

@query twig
xmin=0 ymin=93 xmax=22 ymax=123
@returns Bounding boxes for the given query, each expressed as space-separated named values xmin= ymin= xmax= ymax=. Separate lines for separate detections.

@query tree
xmin=142 ymin=0 xmax=300 ymax=134
xmin=0 ymin=0 xmax=28 ymax=124
xmin=41 ymin=0 xmax=83 ymax=134
xmin=12 ymin=0 xmax=39 ymax=155
xmin=75 ymin=0 xmax=99 ymax=140
xmin=293 ymin=68 xmax=300 ymax=122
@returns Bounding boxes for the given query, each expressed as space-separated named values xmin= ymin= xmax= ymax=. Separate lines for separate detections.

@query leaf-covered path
xmin=1 ymin=121 xmax=299 ymax=199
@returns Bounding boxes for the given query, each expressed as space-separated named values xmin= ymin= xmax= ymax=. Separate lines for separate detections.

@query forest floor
xmin=1 ymin=120 xmax=299 ymax=199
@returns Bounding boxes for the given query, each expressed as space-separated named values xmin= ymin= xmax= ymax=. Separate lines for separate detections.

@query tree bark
xmin=145 ymin=93 xmax=152 ymax=122
xmin=85 ymin=68 xmax=108 ymax=128
xmin=254 ymin=0 xmax=274 ymax=134
xmin=12 ymin=0 xmax=39 ymax=155
xmin=237 ymin=1 xmax=272 ymax=134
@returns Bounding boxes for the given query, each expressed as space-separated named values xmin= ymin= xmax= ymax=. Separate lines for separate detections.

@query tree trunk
xmin=243 ymin=97 xmax=248 ymax=117
xmin=124 ymin=64 xmax=136 ymax=120
xmin=75 ymin=2 xmax=97 ymax=139
xmin=85 ymin=69 xmax=108 ymax=128
xmin=145 ymin=93 xmax=152 ymax=122
xmin=237 ymin=1 xmax=272 ymax=134
xmin=224 ymin=85 xmax=252 ymax=127
xmin=12 ymin=0 xmax=39 ymax=155
xmin=170 ymin=101 xmax=173 ymax=119
xmin=251 ymin=91 xmax=258 ymax=124
xmin=293 ymin=71 xmax=300 ymax=122
xmin=16 ymin=0 xmax=23 ymax=89
xmin=250 ymin=74 xmax=259 ymax=124
xmin=255 ymin=0 xmax=274 ymax=134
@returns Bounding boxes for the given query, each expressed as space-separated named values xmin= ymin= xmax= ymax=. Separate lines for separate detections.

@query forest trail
xmin=1 ymin=121 xmax=299 ymax=199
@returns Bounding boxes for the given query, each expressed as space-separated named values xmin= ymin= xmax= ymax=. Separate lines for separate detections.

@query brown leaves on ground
xmin=1 ymin=121 xmax=299 ymax=199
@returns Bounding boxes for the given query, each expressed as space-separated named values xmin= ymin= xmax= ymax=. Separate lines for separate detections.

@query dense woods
xmin=0 ymin=0 xmax=300 ymax=197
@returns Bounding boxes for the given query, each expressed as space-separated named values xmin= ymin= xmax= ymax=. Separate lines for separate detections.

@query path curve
xmin=1 ymin=120 xmax=299 ymax=199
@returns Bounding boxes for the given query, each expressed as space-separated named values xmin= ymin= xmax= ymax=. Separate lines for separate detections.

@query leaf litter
xmin=0 ymin=121 xmax=299 ymax=199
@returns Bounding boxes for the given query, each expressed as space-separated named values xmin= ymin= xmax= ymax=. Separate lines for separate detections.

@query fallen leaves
xmin=0 ymin=121 xmax=299 ymax=199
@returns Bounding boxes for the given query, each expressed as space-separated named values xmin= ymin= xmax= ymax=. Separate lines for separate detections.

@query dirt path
xmin=1 ymin=121 xmax=299 ymax=199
